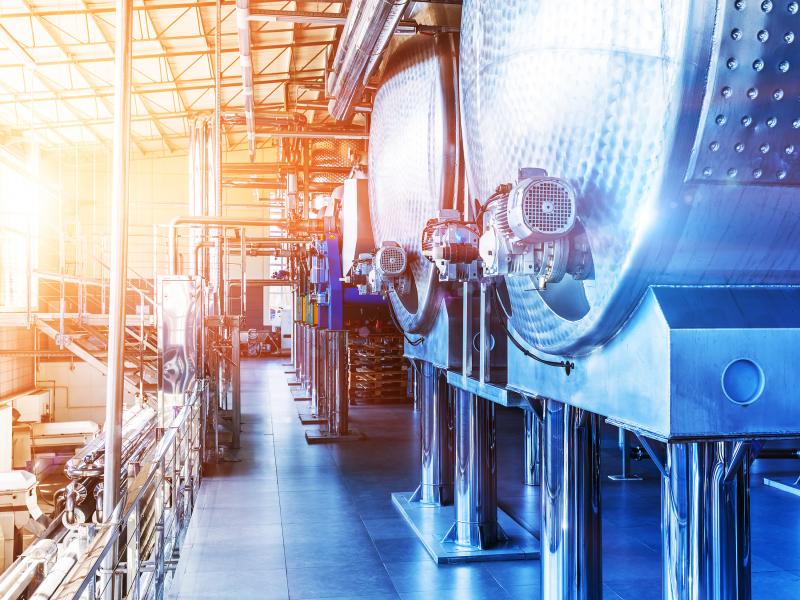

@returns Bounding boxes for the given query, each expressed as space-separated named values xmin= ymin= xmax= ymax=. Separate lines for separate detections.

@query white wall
xmin=36 ymin=362 xmax=136 ymax=425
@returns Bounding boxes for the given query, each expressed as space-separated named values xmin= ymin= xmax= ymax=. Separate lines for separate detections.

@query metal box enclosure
xmin=157 ymin=276 xmax=201 ymax=418
xmin=508 ymin=286 xmax=800 ymax=440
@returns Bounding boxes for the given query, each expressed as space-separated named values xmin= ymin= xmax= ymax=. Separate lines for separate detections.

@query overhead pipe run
xmin=327 ymin=0 xmax=411 ymax=121
xmin=169 ymin=216 xmax=289 ymax=275
xmin=235 ymin=0 xmax=256 ymax=161
xmin=255 ymin=131 xmax=369 ymax=140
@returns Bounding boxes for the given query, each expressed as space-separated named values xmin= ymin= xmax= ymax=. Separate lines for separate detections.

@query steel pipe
xmin=254 ymin=131 xmax=370 ymax=140
xmin=540 ymin=399 xmax=602 ymax=600
xmin=168 ymin=216 xmax=288 ymax=275
xmin=444 ymin=389 xmax=500 ymax=549
xmin=410 ymin=361 xmax=453 ymax=505
xmin=662 ymin=441 xmax=754 ymax=600
xmin=524 ymin=407 xmax=541 ymax=487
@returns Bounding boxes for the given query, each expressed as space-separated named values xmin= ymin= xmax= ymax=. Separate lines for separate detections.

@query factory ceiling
xmin=0 ymin=1 xmax=342 ymax=154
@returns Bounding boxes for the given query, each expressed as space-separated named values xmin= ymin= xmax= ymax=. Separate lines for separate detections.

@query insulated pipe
xmin=327 ymin=330 xmax=349 ymax=435
xmin=410 ymin=362 xmax=453 ymax=505
xmin=168 ymin=216 xmax=288 ymax=275
xmin=541 ymin=399 xmax=603 ymax=600
xmin=662 ymin=441 xmax=754 ymax=600
xmin=235 ymin=0 xmax=256 ymax=161
xmin=101 ymin=1 xmax=132 ymax=598
xmin=524 ymin=408 xmax=542 ymax=486
xmin=327 ymin=0 xmax=411 ymax=120
xmin=444 ymin=389 xmax=500 ymax=548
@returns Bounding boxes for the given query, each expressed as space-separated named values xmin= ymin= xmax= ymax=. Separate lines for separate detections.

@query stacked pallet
xmin=347 ymin=333 xmax=408 ymax=405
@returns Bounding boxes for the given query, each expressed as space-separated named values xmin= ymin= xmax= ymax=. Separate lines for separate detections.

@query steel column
xmin=444 ymin=389 xmax=501 ymax=549
xmin=101 ymin=1 xmax=133 ymax=597
xmin=662 ymin=441 xmax=753 ymax=600
xmin=540 ymin=399 xmax=602 ymax=600
xmin=410 ymin=361 xmax=453 ymax=505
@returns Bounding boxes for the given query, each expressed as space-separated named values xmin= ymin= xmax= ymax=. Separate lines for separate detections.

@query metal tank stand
xmin=638 ymin=437 xmax=760 ymax=600
xmin=524 ymin=401 xmax=542 ymax=486
xmin=540 ymin=399 xmax=603 ymax=600
xmin=286 ymin=321 xmax=303 ymax=385
xmin=299 ymin=327 xmax=327 ymax=425
xmin=393 ymin=386 xmax=538 ymax=564
xmin=305 ymin=330 xmax=363 ymax=443
xmin=292 ymin=324 xmax=312 ymax=400
xmin=408 ymin=361 xmax=454 ymax=505
xmin=608 ymin=427 xmax=643 ymax=481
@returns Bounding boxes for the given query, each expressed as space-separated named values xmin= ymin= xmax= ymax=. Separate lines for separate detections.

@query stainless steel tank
xmin=369 ymin=34 xmax=461 ymax=333
xmin=460 ymin=0 xmax=800 ymax=356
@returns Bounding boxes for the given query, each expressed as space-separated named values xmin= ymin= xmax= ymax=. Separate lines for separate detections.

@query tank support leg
xmin=661 ymin=440 xmax=755 ymax=600
xmin=524 ymin=406 xmax=542 ymax=486
xmin=410 ymin=361 xmax=454 ymax=505
xmin=540 ymin=399 xmax=602 ymax=599
xmin=443 ymin=389 xmax=504 ymax=548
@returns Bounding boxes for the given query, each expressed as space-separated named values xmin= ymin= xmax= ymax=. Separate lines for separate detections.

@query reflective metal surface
xmin=461 ymin=0 xmax=800 ymax=355
xmin=541 ymin=399 xmax=602 ymax=599
xmin=524 ymin=407 xmax=541 ymax=487
xmin=508 ymin=286 xmax=800 ymax=439
xmin=157 ymin=277 xmax=200 ymax=411
xmin=443 ymin=389 xmax=501 ymax=549
xmin=410 ymin=361 xmax=454 ymax=505
xmin=303 ymin=324 xmax=313 ymax=392
xmin=310 ymin=326 xmax=320 ymax=416
xmin=662 ymin=441 xmax=754 ymax=600
xmin=369 ymin=34 xmax=460 ymax=334
xmin=327 ymin=330 xmax=349 ymax=436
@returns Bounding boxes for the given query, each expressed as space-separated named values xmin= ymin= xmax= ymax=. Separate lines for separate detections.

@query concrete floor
xmin=169 ymin=359 xmax=800 ymax=599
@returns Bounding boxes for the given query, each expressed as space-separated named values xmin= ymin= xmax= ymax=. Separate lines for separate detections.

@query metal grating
xmin=377 ymin=245 xmax=406 ymax=276
xmin=521 ymin=180 xmax=574 ymax=234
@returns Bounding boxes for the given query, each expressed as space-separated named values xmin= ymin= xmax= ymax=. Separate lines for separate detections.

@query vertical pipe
xmin=101 ymin=0 xmax=133 ymax=597
xmin=662 ymin=441 xmax=752 ymax=600
xmin=411 ymin=362 xmax=453 ymax=505
xmin=444 ymin=389 xmax=499 ymax=548
xmin=540 ymin=399 xmax=603 ymax=600
xmin=524 ymin=408 xmax=541 ymax=486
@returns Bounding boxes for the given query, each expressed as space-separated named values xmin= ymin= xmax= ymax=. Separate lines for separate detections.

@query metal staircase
xmin=33 ymin=269 xmax=159 ymax=403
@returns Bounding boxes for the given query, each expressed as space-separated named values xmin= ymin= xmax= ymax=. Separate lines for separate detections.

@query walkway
xmin=169 ymin=359 xmax=800 ymax=599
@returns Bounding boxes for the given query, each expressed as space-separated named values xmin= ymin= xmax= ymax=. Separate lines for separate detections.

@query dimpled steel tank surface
xmin=369 ymin=34 xmax=461 ymax=334
xmin=460 ymin=0 xmax=800 ymax=356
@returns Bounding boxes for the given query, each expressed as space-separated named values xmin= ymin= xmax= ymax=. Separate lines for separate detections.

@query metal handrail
xmin=51 ymin=382 xmax=206 ymax=600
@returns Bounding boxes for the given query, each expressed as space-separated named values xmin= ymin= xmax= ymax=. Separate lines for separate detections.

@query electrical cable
xmin=387 ymin=293 xmax=425 ymax=346
xmin=491 ymin=283 xmax=575 ymax=376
